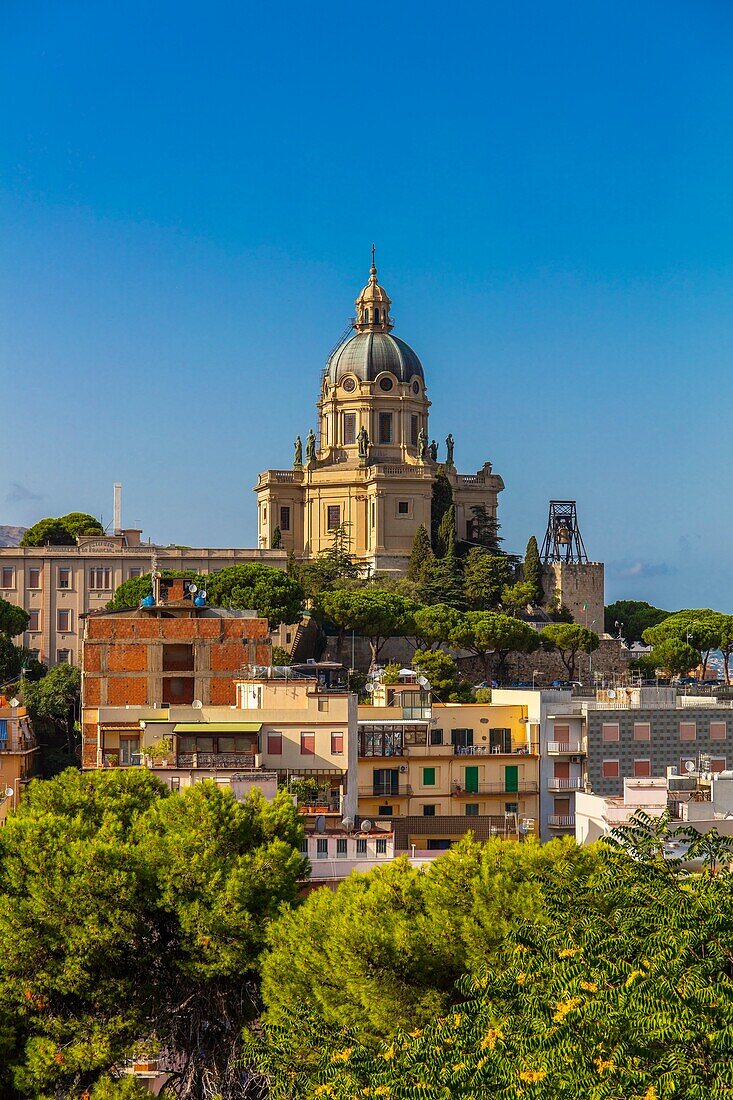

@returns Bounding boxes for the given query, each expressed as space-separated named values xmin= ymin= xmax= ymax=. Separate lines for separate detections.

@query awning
xmin=173 ymin=722 xmax=262 ymax=734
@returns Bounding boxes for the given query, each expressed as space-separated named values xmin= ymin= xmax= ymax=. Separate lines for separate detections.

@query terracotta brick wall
xmin=107 ymin=677 xmax=148 ymax=706
xmin=107 ymin=644 xmax=147 ymax=672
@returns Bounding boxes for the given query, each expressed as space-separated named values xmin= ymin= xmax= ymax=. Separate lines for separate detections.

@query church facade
xmin=255 ymin=257 xmax=504 ymax=572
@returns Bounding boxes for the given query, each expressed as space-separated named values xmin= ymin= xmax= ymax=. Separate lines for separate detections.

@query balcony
xmin=547 ymin=777 xmax=584 ymax=791
xmin=359 ymin=784 xmax=412 ymax=798
xmin=454 ymin=744 xmax=538 ymax=757
xmin=452 ymin=781 xmax=539 ymax=795
xmin=548 ymin=814 xmax=575 ymax=828
xmin=177 ymin=752 xmax=256 ymax=769
xmin=547 ymin=741 xmax=585 ymax=755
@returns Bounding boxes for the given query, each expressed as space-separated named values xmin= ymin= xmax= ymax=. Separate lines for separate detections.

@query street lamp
xmin=532 ymin=670 xmax=540 ymax=689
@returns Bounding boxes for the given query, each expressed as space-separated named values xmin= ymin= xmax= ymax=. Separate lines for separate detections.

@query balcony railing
xmin=177 ymin=753 xmax=256 ymax=769
xmin=359 ymin=784 xmax=412 ymax=798
xmin=548 ymin=814 xmax=575 ymax=828
xmin=0 ymin=737 xmax=37 ymax=754
xmin=454 ymin=744 xmax=538 ymax=756
xmin=547 ymin=741 xmax=585 ymax=755
xmin=452 ymin=781 xmax=539 ymax=795
xmin=547 ymin=777 xmax=584 ymax=791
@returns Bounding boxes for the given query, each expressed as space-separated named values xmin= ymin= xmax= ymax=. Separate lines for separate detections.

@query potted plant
xmin=145 ymin=736 xmax=173 ymax=768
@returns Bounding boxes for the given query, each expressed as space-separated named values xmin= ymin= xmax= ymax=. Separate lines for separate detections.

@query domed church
xmin=255 ymin=254 xmax=504 ymax=572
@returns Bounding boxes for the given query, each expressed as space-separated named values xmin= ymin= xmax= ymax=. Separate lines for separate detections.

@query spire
xmin=354 ymin=247 xmax=393 ymax=333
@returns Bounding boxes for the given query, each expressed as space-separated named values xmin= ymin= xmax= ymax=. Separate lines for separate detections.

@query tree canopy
xmin=522 ymin=535 xmax=544 ymax=605
xmin=463 ymin=548 xmax=513 ymax=611
xmin=642 ymin=610 xmax=722 ymax=678
xmin=0 ymin=597 xmax=29 ymax=639
xmin=20 ymin=512 xmax=104 ymax=547
xmin=605 ymin=599 xmax=669 ymax=643
xmin=319 ymin=589 xmax=416 ymax=666
xmin=0 ymin=770 xmax=306 ymax=1099
xmin=541 ymin=623 xmax=599 ymax=681
xmin=258 ymin=821 xmax=733 ymax=1100
xmin=451 ymin=611 xmax=540 ymax=681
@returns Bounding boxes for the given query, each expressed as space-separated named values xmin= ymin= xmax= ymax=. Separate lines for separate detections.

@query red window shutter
xmin=301 ymin=733 xmax=315 ymax=755
xmin=331 ymin=733 xmax=343 ymax=754
xmin=267 ymin=733 xmax=282 ymax=755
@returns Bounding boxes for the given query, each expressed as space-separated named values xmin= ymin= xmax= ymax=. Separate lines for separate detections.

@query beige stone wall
xmin=541 ymin=562 xmax=604 ymax=632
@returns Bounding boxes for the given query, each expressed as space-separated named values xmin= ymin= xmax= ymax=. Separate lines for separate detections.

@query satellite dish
xmin=607 ymin=689 xmax=616 ymax=699
xmin=4 ymin=787 xmax=13 ymax=799
xmin=361 ymin=819 xmax=372 ymax=832
xmin=192 ymin=699 xmax=203 ymax=710
xmin=315 ymin=814 xmax=327 ymax=833
xmin=685 ymin=760 xmax=696 ymax=773
xmin=365 ymin=683 xmax=375 ymax=694
xmin=417 ymin=676 xmax=429 ymax=688
xmin=200 ymin=590 xmax=207 ymax=600
xmin=9 ymin=697 xmax=20 ymax=708
xmin=188 ymin=583 xmax=198 ymax=594
xmin=341 ymin=816 xmax=354 ymax=831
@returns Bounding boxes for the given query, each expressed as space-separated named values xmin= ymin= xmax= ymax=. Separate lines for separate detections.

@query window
xmin=378 ymin=805 xmax=393 ymax=816
xmin=331 ymin=732 xmax=343 ymax=755
xmin=58 ymin=568 xmax=71 ymax=590
xmin=633 ymin=722 xmax=651 ymax=741
xmin=1 ymin=567 xmax=14 ymax=589
xmin=327 ymin=505 xmax=341 ymax=530
xmin=680 ymin=722 xmax=696 ymax=742
xmin=378 ymin=412 xmax=393 ymax=444
xmin=56 ymin=649 xmax=71 ymax=664
xmin=28 ymin=610 xmax=40 ymax=632
xmin=422 ymin=804 xmax=436 ymax=816
xmin=422 ymin=767 xmax=436 ymax=786
xmin=490 ymin=728 xmax=512 ymax=754
xmin=300 ymin=732 xmax=315 ymax=756
xmin=57 ymin=609 xmax=72 ymax=633
xmin=602 ymin=759 xmax=619 ymax=778
xmin=343 ymin=413 xmax=356 ymax=445
xmin=411 ymin=415 xmax=419 ymax=447
xmin=279 ymin=505 xmax=291 ymax=532
xmin=553 ymin=724 xmax=570 ymax=743
xmin=169 ymin=776 xmax=181 ymax=791
xmin=633 ymin=759 xmax=651 ymax=777
xmin=28 ymin=649 xmax=39 ymax=661
xmin=376 ymin=838 xmax=387 ymax=855
xmin=119 ymin=737 xmax=140 ymax=766
xmin=711 ymin=721 xmax=727 ymax=741
xmin=374 ymin=309 xmax=380 ymax=324
xmin=27 ymin=568 xmax=41 ymax=589
xmin=465 ymin=803 xmax=480 ymax=816
xmin=299 ymin=838 xmax=309 ymax=854
xmin=711 ymin=758 xmax=727 ymax=773
xmin=89 ymin=567 xmax=112 ymax=590
xmin=316 ymin=838 xmax=328 ymax=859
xmin=372 ymin=768 xmax=398 ymax=795
xmin=267 ymin=733 xmax=282 ymax=755
xmin=397 ymin=500 xmax=409 ymax=515
xmin=430 ymin=728 xmax=443 ymax=746
xmin=356 ymin=838 xmax=367 ymax=855
xmin=318 ymin=698 xmax=329 ymax=712
xmin=601 ymin=723 xmax=620 ymax=742
xmin=505 ymin=802 xmax=519 ymax=814
xmin=451 ymin=728 xmax=474 ymax=750
xmin=336 ymin=838 xmax=347 ymax=857
xmin=129 ymin=567 xmax=142 ymax=579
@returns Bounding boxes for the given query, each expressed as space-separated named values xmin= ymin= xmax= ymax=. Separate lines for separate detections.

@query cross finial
xmin=370 ymin=243 xmax=376 ymax=276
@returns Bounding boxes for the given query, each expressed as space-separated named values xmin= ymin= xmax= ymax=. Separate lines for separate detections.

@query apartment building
xmin=0 ymin=699 xmax=40 ymax=823
xmin=0 ymin=528 xmax=286 ymax=668
xmin=357 ymin=672 xmax=540 ymax=849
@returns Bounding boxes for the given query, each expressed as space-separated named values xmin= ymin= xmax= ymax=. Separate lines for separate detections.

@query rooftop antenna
xmin=113 ymin=483 xmax=122 ymax=535
xmin=150 ymin=549 xmax=161 ymax=605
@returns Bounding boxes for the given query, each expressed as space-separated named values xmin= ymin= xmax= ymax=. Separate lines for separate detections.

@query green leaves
xmin=20 ymin=512 xmax=104 ymax=547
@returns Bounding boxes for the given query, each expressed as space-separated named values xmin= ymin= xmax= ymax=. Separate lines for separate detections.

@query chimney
xmin=113 ymin=483 xmax=122 ymax=534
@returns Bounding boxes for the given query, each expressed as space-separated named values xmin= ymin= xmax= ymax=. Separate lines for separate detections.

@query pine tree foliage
xmin=259 ymin=820 xmax=733 ymax=1100
xmin=407 ymin=525 xmax=433 ymax=581
xmin=430 ymin=467 xmax=453 ymax=553
xmin=436 ymin=505 xmax=456 ymax=559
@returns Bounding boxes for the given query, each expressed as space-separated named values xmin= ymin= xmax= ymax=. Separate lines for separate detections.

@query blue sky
xmin=2 ymin=0 xmax=733 ymax=611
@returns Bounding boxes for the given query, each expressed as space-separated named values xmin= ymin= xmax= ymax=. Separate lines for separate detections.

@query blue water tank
xmin=141 ymin=594 xmax=155 ymax=607
xmin=194 ymin=594 xmax=206 ymax=607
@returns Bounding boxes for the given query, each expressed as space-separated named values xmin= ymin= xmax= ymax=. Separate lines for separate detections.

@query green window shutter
xmin=504 ymin=765 xmax=519 ymax=793
xmin=464 ymin=765 xmax=479 ymax=793
xmin=422 ymin=767 xmax=436 ymax=786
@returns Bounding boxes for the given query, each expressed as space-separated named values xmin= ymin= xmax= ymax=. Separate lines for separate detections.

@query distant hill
xmin=0 ymin=526 xmax=27 ymax=547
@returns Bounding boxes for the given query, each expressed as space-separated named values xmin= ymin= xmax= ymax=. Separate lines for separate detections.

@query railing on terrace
xmin=547 ymin=741 xmax=585 ymax=754
xmin=0 ymin=737 xmax=38 ymax=754
xmin=454 ymin=744 xmax=538 ymax=756
xmin=548 ymin=814 xmax=575 ymax=828
xmin=177 ymin=753 xmax=256 ymax=769
xmin=359 ymin=784 xmax=412 ymax=798
xmin=452 ymin=781 xmax=539 ymax=795
xmin=547 ymin=777 xmax=584 ymax=791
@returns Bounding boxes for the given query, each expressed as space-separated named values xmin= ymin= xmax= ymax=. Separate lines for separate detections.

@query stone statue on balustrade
xmin=428 ymin=439 xmax=438 ymax=462
xmin=357 ymin=424 xmax=370 ymax=461
xmin=293 ymin=435 xmax=303 ymax=468
xmin=446 ymin=433 xmax=455 ymax=467
xmin=305 ymin=429 xmax=316 ymax=465
xmin=416 ymin=427 xmax=427 ymax=462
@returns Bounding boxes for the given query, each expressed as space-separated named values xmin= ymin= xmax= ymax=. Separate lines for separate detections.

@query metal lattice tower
xmin=539 ymin=500 xmax=588 ymax=564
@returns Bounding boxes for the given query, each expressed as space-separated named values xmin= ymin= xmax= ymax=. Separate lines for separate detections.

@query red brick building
xmin=81 ymin=578 xmax=271 ymax=768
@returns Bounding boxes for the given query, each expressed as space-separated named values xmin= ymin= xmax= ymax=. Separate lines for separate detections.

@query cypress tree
xmin=271 ymin=526 xmax=282 ymax=549
xmin=407 ymin=524 xmax=433 ymax=581
xmin=436 ymin=504 xmax=456 ymax=559
xmin=430 ymin=466 xmax=453 ymax=553
xmin=523 ymin=535 xmax=544 ymax=605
